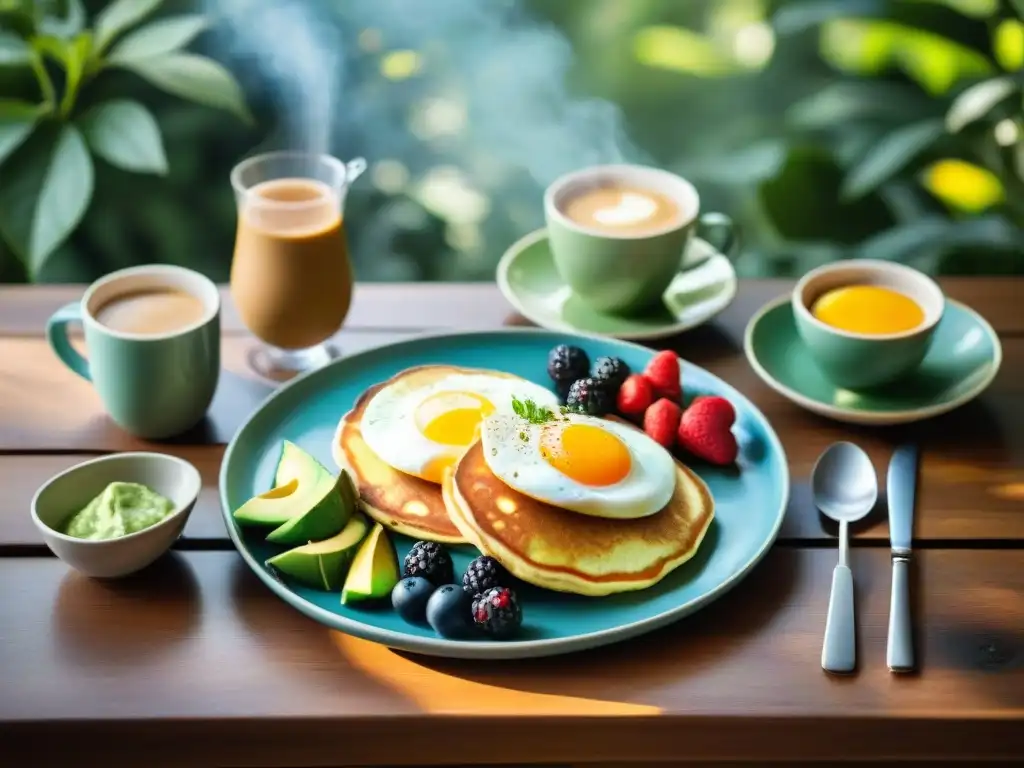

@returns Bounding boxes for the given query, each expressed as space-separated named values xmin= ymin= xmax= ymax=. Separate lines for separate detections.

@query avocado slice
xmin=264 ymin=468 xmax=356 ymax=546
xmin=341 ymin=522 xmax=400 ymax=605
xmin=265 ymin=512 xmax=370 ymax=590
xmin=233 ymin=440 xmax=330 ymax=527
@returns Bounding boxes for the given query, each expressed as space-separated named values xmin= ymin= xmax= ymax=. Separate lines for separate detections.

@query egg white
xmin=481 ymin=412 xmax=677 ymax=519
xmin=360 ymin=372 xmax=560 ymax=483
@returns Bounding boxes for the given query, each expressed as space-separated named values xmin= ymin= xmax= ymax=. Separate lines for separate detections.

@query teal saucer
xmin=496 ymin=228 xmax=737 ymax=340
xmin=744 ymin=295 xmax=1002 ymax=425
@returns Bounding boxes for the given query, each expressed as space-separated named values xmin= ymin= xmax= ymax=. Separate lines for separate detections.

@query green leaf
xmin=855 ymin=215 xmax=1020 ymax=261
xmin=80 ymin=99 xmax=167 ymax=174
xmin=0 ymin=1 xmax=37 ymax=37
xmin=1010 ymin=0 xmax=1024 ymax=19
xmin=0 ymin=123 xmax=93 ymax=274
xmin=0 ymin=30 xmax=31 ymax=65
xmin=946 ymin=77 xmax=1019 ymax=132
xmin=786 ymin=80 xmax=932 ymax=129
xmin=107 ymin=15 xmax=208 ymax=63
xmin=0 ymin=99 xmax=42 ymax=166
xmin=773 ymin=0 xmax=883 ymax=34
xmin=841 ymin=119 xmax=945 ymax=200
xmin=94 ymin=0 xmax=164 ymax=53
xmin=120 ymin=53 xmax=252 ymax=122
xmin=38 ymin=0 xmax=85 ymax=39
xmin=59 ymin=33 xmax=91 ymax=116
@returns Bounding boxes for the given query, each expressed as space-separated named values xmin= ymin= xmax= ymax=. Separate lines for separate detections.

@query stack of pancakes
xmin=333 ymin=365 xmax=714 ymax=596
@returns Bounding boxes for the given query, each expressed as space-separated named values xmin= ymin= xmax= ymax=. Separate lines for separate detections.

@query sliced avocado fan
xmin=341 ymin=522 xmax=400 ymax=605
xmin=265 ymin=466 xmax=357 ymax=546
xmin=265 ymin=512 xmax=370 ymax=590
xmin=233 ymin=440 xmax=330 ymax=526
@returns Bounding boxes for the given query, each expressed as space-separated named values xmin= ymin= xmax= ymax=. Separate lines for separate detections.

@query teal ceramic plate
xmin=497 ymin=228 xmax=737 ymax=340
xmin=220 ymin=329 xmax=788 ymax=659
xmin=745 ymin=296 xmax=1002 ymax=426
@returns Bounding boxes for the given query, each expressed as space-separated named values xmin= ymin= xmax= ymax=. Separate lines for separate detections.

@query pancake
xmin=333 ymin=364 xmax=534 ymax=544
xmin=442 ymin=439 xmax=714 ymax=596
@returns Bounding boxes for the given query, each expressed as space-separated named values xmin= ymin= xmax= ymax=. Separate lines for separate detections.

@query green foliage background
xmin=0 ymin=0 xmax=1021 ymax=285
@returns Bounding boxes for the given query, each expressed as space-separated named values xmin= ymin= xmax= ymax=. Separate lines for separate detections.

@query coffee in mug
xmin=93 ymin=288 xmax=207 ymax=336
xmin=47 ymin=265 xmax=221 ymax=439
xmin=560 ymin=183 xmax=684 ymax=236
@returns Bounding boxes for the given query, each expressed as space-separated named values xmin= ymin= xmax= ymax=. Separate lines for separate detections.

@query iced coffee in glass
xmin=230 ymin=151 xmax=366 ymax=380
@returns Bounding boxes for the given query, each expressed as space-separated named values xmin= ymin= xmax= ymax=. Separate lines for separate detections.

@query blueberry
xmin=391 ymin=576 xmax=434 ymax=623
xmin=425 ymin=584 xmax=474 ymax=639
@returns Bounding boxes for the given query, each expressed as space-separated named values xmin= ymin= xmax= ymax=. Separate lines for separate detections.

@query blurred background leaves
xmin=0 ymin=0 xmax=1021 ymax=285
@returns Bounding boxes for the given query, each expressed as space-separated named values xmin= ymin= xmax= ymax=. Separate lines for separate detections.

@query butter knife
xmin=886 ymin=444 xmax=918 ymax=673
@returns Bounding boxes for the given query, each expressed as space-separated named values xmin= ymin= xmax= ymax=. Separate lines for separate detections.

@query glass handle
xmin=345 ymin=158 xmax=367 ymax=184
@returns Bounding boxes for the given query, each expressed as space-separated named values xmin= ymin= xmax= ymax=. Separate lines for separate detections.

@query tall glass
xmin=230 ymin=151 xmax=366 ymax=381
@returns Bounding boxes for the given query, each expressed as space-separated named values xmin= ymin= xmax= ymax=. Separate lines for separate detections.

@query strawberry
xmin=643 ymin=350 xmax=681 ymax=401
xmin=643 ymin=398 xmax=682 ymax=449
xmin=676 ymin=396 xmax=738 ymax=465
xmin=616 ymin=375 xmax=654 ymax=420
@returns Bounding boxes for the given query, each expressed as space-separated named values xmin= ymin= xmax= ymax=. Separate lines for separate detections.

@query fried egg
xmin=360 ymin=370 xmax=560 ymax=484
xmin=481 ymin=412 xmax=676 ymax=519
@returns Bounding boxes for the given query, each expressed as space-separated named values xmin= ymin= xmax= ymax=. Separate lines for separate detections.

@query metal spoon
xmin=811 ymin=441 xmax=878 ymax=674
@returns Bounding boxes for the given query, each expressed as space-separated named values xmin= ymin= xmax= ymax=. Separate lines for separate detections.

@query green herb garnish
xmin=511 ymin=396 xmax=555 ymax=424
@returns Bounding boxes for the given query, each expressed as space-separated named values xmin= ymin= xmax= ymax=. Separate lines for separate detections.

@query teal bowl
xmin=792 ymin=259 xmax=945 ymax=390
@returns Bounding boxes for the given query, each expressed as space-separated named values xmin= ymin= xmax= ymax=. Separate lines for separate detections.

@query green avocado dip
xmin=62 ymin=482 xmax=175 ymax=541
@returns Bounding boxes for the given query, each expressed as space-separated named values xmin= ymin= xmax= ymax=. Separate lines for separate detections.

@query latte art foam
xmin=562 ymin=183 xmax=682 ymax=236
xmin=591 ymin=192 xmax=658 ymax=226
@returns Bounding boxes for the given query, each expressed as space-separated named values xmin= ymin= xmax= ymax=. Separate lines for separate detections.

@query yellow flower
xmin=921 ymin=159 xmax=1004 ymax=213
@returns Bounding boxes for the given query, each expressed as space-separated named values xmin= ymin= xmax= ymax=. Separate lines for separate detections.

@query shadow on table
xmin=51 ymin=552 xmax=201 ymax=667
xmin=399 ymin=548 xmax=804 ymax=701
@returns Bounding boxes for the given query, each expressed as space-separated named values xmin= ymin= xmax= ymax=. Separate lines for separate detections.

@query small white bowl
xmin=31 ymin=453 xmax=201 ymax=578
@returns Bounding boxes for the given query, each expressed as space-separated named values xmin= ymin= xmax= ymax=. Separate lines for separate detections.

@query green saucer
xmin=744 ymin=295 xmax=1002 ymax=425
xmin=496 ymin=228 xmax=737 ymax=340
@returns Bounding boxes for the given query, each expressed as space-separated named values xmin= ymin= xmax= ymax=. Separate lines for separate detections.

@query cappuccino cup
xmin=544 ymin=164 xmax=738 ymax=316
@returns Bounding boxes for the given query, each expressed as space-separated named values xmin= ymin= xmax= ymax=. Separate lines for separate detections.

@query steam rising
xmin=203 ymin=0 xmax=642 ymax=184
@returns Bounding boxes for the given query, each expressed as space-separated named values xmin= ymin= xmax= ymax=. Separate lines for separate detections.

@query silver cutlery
xmin=812 ymin=442 xmax=878 ymax=674
xmin=886 ymin=444 xmax=918 ymax=673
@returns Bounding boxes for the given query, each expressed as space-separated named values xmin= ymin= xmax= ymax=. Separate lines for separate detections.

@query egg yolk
xmin=415 ymin=391 xmax=495 ymax=446
xmin=540 ymin=423 xmax=631 ymax=487
xmin=811 ymin=285 xmax=924 ymax=335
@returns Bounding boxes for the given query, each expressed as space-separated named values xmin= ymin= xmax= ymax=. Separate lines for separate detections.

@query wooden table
xmin=1 ymin=279 xmax=1022 ymax=767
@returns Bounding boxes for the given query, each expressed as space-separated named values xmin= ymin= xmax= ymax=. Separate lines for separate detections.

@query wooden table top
xmin=1 ymin=279 xmax=1021 ymax=767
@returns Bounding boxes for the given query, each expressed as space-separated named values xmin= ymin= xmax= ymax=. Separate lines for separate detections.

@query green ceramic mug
xmin=47 ymin=265 xmax=221 ymax=439
xmin=543 ymin=164 xmax=738 ymax=316
xmin=792 ymin=259 xmax=945 ymax=390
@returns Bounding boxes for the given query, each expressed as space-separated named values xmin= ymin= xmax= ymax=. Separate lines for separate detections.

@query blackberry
xmin=462 ymin=555 xmax=506 ymax=595
xmin=403 ymin=541 xmax=454 ymax=587
xmin=592 ymin=356 xmax=630 ymax=389
xmin=564 ymin=377 xmax=613 ymax=416
xmin=547 ymin=345 xmax=589 ymax=390
xmin=472 ymin=586 xmax=523 ymax=638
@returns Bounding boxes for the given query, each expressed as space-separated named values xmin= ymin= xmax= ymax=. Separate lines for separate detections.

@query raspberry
xmin=643 ymin=350 xmax=682 ymax=402
xmin=616 ymin=374 xmax=654 ymax=420
xmin=643 ymin=398 xmax=682 ymax=449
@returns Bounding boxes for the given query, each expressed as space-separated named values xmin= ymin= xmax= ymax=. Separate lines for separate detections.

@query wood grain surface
xmin=1 ymin=548 xmax=1022 ymax=765
xmin=1 ymin=278 xmax=1022 ymax=766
